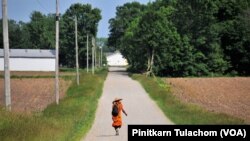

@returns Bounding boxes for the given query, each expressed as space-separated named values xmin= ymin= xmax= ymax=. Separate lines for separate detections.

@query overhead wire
xmin=36 ymin=0 xmax=51 ymax=13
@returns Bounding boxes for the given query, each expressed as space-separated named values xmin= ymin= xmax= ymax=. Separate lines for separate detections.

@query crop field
xmin=0 ymin=71 xmax=71 ymax=113
xmin=165 ymin=77 xmax=250 ymax=123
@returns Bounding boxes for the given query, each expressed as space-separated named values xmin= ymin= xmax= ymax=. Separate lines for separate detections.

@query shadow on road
xmin=108 ymin=66 xmax=127 ymax=72
xmin=108 ymin=67 xmax=129 ymax=76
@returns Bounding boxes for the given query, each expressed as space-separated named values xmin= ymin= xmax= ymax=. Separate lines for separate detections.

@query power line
xmin=36 ymin=0 xmax=51 ymax=13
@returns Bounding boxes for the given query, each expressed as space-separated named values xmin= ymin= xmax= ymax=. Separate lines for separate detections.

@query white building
xmin=106 ymin=51 xmax=128 ymax=66
xmin=0 ymin=49 xmax=55 ymax=71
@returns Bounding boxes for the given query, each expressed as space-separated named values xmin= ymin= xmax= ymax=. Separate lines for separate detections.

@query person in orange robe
xmin=112 ymin=98 xmax=127 ymax=135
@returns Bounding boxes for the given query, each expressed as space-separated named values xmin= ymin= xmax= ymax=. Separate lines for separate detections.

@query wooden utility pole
xmin=86 ymin=34 xmax=89 ymax=73
xmin=55 ymin=0 xmax=59 ymax=105
xmin=99 ymin=47 xmax=101 ymax=67
xmin=2 ymin=0 xmax=11 ymax=111
xmin=92 ymin=37 xmax=95 ymax=74
xmin=95 ymin=44 xmax=97 ymax=68
xmin=75 ymin=16 xmax=79 ymax=85
xmin=101 ymin=46 xmax=103 ymax=67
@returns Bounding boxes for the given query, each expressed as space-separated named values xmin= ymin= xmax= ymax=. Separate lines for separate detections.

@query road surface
xmin=81 ymin=67 xmax=173 ymax=141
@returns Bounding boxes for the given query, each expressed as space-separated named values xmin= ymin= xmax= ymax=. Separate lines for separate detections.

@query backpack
xmin=112 ymin=104 xmax=119 ymax=116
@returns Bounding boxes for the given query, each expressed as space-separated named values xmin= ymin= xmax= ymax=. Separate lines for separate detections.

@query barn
xmin=106 ymin=51 xmax=128 ymax=66
xmin=0 ymin=49 xmax=55 ymax=71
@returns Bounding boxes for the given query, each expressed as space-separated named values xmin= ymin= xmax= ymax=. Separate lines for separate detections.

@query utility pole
xmin=55 ymin=0 xmax=59 ymax=105
xmin=75 ymin=16 xmax=79 ymax=85
xmin=92 ymin=37 xmax=95 ymax=74
xmin=101 ymin=46 xmax=103 ymax=67
xmin=2 ymin=0 xmax=11 ymax=111
xmin=95 ymin=42 xmax=97 ymax=68
xmin=99 ymin=47 xmax=101 ymax=67
xmin=86 ymin=34 xmax=89 ymax=73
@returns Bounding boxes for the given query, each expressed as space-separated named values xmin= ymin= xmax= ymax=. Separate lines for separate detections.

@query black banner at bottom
xmin=128 ymin=125 xmax=250 ymax=141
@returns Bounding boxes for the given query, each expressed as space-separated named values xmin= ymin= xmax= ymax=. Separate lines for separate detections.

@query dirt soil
xmin=0 ymin=78 xmax=71 ymax=113
xmin=165 ymin=77 xmax=250 ymax=123
xmin=0 ymin=71 xmax=54 ymax=76
xmin=0 ymin=71 xmax=75 ymax=77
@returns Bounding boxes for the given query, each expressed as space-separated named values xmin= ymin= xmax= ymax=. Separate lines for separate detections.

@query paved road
xmin=81 ymin=67 xmax=173 ymax=141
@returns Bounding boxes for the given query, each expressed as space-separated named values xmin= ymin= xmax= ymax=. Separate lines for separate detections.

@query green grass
xmin=60 ymin=67 xmax=86 ymax=73
xmin=131 ymin=74 xmax=245 ymax=124
xmin=0 ymin=68 xmax=108 ymax=141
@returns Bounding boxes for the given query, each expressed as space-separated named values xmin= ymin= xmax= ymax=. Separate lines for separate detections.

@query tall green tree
xmin=172 ymin=0 xmax=229 ymax=76
xmin=0 ymin=19 xmax=24 ymax=49
xmin=109 ymin=0 xmax=250 ymax=76
xmin=60 ymin=3 xmax=101 ymax=67
xmin=17 ymin=21 xmax=33 ymax=49
xmin=122 ymin=17 xmax=147 ymax=72
xmin=108 ymin=2 xmax=147 ymax=72
xmin=135 ymin=7 xmax=180 ymax=76
xmin=108 ymin=2 xmax=146 ymax=50
xmin=217 ymin=0 xmax=250 ymax=75
xmin=27 ymin=11 xmax=55 ymax=49
xmin=1 ymin=13 xmax=54 ymax=50
xmin=126 ymin=4 xmax=196 ymax=76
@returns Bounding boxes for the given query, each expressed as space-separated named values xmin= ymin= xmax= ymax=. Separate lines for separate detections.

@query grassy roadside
xmin=0 ymin=68 xmax=108 ymax=141
xmin=131 ymin=74 xmax=245 ymax=124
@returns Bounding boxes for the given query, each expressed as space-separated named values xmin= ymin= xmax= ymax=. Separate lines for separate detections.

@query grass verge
xmin=0 ymin=68 xmax=108 ymax=141
xmin=131 ymin=74 xmax=245 ymax=124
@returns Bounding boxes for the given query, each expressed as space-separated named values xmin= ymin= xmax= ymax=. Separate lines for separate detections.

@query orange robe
xmin=112 ymin=102 xmax=123 ymax=127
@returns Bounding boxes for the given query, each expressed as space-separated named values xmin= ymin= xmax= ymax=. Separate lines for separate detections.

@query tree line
xmin=0 ymin=3 xmax=102 ymax=68
xmin=108 ymin=0 xmax=250 ymax=76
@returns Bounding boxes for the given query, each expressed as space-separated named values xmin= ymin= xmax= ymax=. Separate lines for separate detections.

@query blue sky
xmin=0 ymin=0 xmax=154 ymax=37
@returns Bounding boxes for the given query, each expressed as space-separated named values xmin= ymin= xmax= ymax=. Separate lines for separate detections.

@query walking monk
xmin=112 ymin=98 xmax=127 ymax=135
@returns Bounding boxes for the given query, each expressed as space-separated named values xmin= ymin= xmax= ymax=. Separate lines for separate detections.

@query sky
xmin=0 ymin=0 xmax=154 ymax=38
